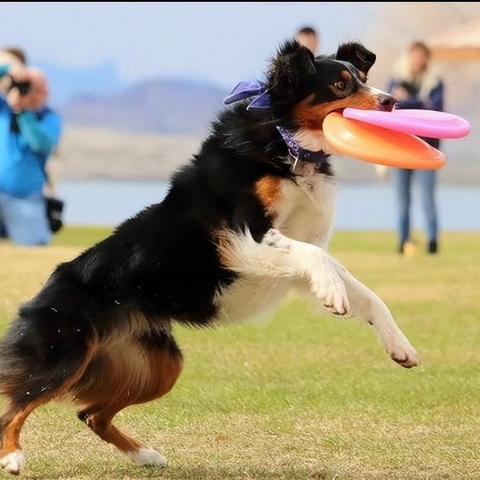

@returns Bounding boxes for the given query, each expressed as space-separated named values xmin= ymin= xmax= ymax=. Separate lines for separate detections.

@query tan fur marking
xmin=216 ymin=230 xmax=236 ymax=269
xmin=87 ymin=419 xmax=143 ymax=453
xmin=73 ymin=341 xmax=183 ymax=409
xmin=72 ymin=338 xmax=183 ymax=454
xmin=216 ymin=177 xmax=281 ymax=270
xmin=0 ymin=405 xmax=34 ymax=454
xmin=255 ymin=176 xmax=281 ymax=213
xmin=294 ymin=91 xmax=379 ymax=129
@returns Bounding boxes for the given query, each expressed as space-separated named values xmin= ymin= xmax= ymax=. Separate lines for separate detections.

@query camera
xmin=6 ymin=75 xmax=30 ymax=96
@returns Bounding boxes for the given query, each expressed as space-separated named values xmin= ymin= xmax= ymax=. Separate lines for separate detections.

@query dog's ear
xmin=335 ymin=41 xmax=376 ymax=75
xmin=267 ymin=39 xmax=315 ymax=100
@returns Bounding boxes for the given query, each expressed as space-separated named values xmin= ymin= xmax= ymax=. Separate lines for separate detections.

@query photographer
xmin=0 ymin=47 xmax=62 ymax=246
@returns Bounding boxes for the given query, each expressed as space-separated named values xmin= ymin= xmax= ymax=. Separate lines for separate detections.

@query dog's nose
xmin=377 ymin=94 xmax=396 ymax=111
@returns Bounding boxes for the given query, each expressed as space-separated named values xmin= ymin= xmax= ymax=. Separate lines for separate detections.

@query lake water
xmin=56 ymin=179 xmax=480 ymax=231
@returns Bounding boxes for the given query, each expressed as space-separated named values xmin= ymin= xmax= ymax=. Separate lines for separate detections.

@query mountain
xmin=60 ymin=78 xmax=230 ymax=135
xmin=37 ymin=60 xmax=124 ymax=108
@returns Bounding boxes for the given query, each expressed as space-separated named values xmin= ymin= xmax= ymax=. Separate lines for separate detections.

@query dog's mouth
xmin=295 ymin=93 xmax=394 ymax=133
xmin=330 ymin=102 xmax=395 ymax=115
xmin=326 ymin=90 xmax=397 ymax=116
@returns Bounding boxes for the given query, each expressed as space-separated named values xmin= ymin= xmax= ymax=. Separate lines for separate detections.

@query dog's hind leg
xmin=77 ymin=408 xmax=168 ymax=467
xmin=0 ymin=334 xmax=97 ymax=475
xmin=73 ymin=330 xmax=183 ymax=467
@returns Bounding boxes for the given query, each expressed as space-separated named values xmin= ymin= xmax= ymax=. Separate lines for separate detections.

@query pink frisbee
xmin=343 ymin=108 xmax=471 ymax=139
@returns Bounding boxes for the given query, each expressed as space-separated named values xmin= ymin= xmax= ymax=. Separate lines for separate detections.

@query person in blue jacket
xmin=386 ymin=41 xmax=444 ymax=255
xmin=0 ymin=47 xmax=62 ymax=246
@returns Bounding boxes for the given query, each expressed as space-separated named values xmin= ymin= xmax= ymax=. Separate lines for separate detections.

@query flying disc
xmin=323 ymin=112 xmax=446 ymax=169
xmin=343 ymin=108 xmax=471 ymax=139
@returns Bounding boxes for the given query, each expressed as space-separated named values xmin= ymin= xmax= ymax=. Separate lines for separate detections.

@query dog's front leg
xmin=326 ymin=256 xmax=420 ymax=368
xmin=219 ymin=228 xmax=419 ymax=368
xmin=219 ymin=228 xmax=350 ymax=316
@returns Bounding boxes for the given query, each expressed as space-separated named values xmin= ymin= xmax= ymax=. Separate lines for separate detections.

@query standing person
xmin=0 ymin=47 xmax=62 ymax=246
xmin=386 ymin=41 xmax=444 ymax=255
xmin=296 ymin=25 xmax=320 ymax=55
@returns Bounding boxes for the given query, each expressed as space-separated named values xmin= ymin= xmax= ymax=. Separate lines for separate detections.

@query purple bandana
xmin=223 ymin=80 xmax=271 ymax=110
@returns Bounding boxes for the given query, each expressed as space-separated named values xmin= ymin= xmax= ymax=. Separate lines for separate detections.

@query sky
xmin=0 ymin=2 xmax=375 ymax=89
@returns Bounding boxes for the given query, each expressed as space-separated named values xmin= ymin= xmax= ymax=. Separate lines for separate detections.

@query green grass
xmin=1 ymin=228 xmax=480 ymax=479
xmin=50 ymin=224 xmax=113 ymax=248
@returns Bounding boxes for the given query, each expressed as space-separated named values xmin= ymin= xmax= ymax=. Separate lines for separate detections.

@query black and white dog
xmin=0 ymin=39 xmax=419 ymax=475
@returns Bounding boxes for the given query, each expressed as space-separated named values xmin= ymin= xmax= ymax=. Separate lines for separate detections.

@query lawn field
xmin=0 ymin=227 xmax=479 ymax=479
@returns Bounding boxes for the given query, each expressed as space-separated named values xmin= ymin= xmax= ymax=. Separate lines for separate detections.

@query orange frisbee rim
xmin=323 ymin=112 xmax=446 ymax=170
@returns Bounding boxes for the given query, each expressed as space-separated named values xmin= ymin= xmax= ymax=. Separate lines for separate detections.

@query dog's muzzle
xmin=376 ymin=93 xmax=396 ymax=112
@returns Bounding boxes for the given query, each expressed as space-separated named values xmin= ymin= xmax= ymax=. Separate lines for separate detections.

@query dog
xmin=0 ymin=39 xmax=420 ymax=475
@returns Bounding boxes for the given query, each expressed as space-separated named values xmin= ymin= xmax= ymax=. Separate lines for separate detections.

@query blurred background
xmin=1 ymin=2 xmax=479 ymax=230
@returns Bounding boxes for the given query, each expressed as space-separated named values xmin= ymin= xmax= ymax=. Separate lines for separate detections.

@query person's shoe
xmin=403 ymin=241 xmax=417 ymax=257
xmin=398 ymin=240 xmax=417 ymax=257
xmin=427 ymin=240 xmax=438 ymax=254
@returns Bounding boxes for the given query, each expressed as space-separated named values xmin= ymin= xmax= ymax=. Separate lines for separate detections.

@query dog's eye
xmin=330 ymin=79 xmax=352 ymax=97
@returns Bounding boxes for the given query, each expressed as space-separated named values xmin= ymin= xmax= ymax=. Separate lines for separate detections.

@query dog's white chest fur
xmin=274 ymin=164 xmax=336 ymax=248
xmin=215 ymin=167 xmax=336 ymax=324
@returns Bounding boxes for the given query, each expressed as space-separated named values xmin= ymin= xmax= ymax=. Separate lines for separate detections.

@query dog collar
xmin=275 ymin=126 xmax=330 ymax=165
xmin=223 ymin=80 xmax=329 ymax=166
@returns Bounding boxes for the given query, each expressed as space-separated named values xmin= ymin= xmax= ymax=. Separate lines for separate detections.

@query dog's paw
xmin=311 ymin=262 xmax=350 ymax=316
xmin=0 ymin=450 xmax=25 ymax=475
xmin=126 ymin=447 xmax=168 ymax=467
xmin=388 ymin=340 xmax=421 ymax=369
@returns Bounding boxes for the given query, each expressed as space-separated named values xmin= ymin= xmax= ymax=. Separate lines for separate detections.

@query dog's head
xmin=266 ymin=39 xmax=395 ymax=151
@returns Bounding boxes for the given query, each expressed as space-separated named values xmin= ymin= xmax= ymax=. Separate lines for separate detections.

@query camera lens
xmin=7 ymin=76 xmax=31 ymax=96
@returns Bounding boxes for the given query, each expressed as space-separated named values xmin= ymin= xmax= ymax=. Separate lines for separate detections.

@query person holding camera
xmin=0 ymin=46 xmax=62 ymax=246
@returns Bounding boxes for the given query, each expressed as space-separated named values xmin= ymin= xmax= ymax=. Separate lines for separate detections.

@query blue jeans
xmin=392 ymin=168 xmax=438 ymax=245
xmin=0 ymin=191 xmax=52 ymax=246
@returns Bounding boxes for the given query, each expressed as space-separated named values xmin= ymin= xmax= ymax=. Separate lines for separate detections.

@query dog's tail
xmin=0 ymin=305 xmax=97 ymax=409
